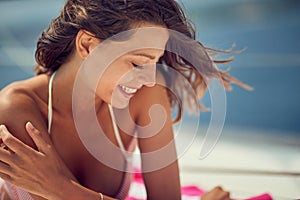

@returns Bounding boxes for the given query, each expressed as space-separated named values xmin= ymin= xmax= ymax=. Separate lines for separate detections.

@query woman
xmin=0 ymin=0 xmax=249 ymax=199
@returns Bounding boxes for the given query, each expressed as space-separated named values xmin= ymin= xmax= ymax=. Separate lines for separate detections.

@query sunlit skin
xmin=93 ymin=24 xmax=169 ymax=109
xmin=0 ymin=24 xmax=182 ymax=200
xmin=97 ymin=48 xmax=165 ymax=109
xmin=0 ymin=22 xmax=232 ymax=200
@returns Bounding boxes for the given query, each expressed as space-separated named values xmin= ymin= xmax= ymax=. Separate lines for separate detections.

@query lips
xmin=119 ymin=85 xmax=138 ymax=95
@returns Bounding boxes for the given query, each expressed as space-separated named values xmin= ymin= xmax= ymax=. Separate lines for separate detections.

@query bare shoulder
xmin=0 ymin=76 xmax=49 ymax=148
xmin=130 ymin=71 xmax=171 ymax=125
xmin=132 ymin=70 xmax=168 ymax=102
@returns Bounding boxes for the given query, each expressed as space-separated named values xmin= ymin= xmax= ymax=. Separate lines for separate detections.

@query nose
xmin=135 ymin=63 xmax=156 ymax=87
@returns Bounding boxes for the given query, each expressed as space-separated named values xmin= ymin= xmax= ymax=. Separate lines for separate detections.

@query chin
xmin=110 ymin=99 xmax=130 ymax=109
xmin=110 ymin=93 xmax=130 ymax=109
xmin=110 ymin=87 xmax=133 ymax=109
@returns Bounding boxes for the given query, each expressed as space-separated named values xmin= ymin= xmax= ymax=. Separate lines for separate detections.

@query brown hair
xmin=35 ymin=0 xmax=251 ymax=122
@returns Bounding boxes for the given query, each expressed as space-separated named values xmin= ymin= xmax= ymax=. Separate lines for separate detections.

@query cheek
xmin=96 ymin=75 xmax=117 ymax=95
xmin=95 ymin=58 xmax=136 ymax=94
xmin=96 ymin=68 xmax=133 ymax=94
xmin=107 ymin=67 xmax=135 ymax=86
xmin=118 ymin=70 xmax=136 ymax=84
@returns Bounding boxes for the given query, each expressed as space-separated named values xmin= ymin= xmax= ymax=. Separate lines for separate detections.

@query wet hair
xmin=35 ymin=0 xmax=251 ymax=122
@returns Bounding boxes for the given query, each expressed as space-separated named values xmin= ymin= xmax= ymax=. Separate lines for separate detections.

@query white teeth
xmin=120 ymin=85 xmax=137 ymax=94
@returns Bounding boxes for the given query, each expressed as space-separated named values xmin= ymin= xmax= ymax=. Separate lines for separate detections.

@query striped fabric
xmin=115 ymin=161 xmax=133 ymax=199
xmin=125 ymin=168 xmax=205 ymax=200
xmin=125 ymin=168 xmax=273 ymax=200
xmin=1 ymin=182 xmax=33 ymax=200
xmin=1 ymin=174 xmax=273 ymax=200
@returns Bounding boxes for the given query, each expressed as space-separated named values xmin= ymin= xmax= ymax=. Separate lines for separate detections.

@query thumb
xmin=25 ymin=122 xmax=51 ymax=154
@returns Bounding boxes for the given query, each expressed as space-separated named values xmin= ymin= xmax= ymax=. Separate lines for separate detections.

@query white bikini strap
xmin=48 ymin=72 xmax=56 ymax=134
xmin=108 ymin=104 xmax=127 ymax=158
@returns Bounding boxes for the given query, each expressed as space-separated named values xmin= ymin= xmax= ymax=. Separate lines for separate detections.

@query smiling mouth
xmin=119 ymin=85 xmax=138 ymax=94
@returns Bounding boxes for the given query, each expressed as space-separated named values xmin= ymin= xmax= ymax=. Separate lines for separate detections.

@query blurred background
xmin=0 ymin=0 xmax=299 ymax=199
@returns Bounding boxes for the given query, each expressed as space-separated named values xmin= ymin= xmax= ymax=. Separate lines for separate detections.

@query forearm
xmin=51 ymin=179 xmax=116 ymax=200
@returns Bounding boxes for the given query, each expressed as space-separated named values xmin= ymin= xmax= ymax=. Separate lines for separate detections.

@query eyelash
xmin=132 ymin=63 xmax=144 ymax=69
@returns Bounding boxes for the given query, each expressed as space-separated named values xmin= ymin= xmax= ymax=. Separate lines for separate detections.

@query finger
xmin=0 ymin=140 xmax=7 ymax=149
xmin=0 ymin=161 xmax=12 ymax=175
xmin=0 ymin=148 xmax=13 ymax=163
xmin=0 ymin=125 xmax=29 ymax=154
xmin=25 ymin=122 xmax=51 ymax=154
xmin=212 ymin=186 xmax=223 ymax=192
xmin=0 ymin=161 xmax=11 ymax=181
xmin=219 ymin=191 xmax=230 ymax=199
xmin=214 ymin=188 xmax=230 ymax=200
xmin=0 ymin=171 xmax=12 ymax=182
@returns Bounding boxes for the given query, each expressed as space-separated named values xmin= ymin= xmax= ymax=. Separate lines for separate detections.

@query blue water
xmin=0 ymin=0 xmax=300 ymax=133
xmin=184 ymin=0 xmax=300 ymax=133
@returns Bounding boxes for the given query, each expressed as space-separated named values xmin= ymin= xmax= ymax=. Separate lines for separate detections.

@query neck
xmin=51 ymin=57 xmax=104 ymax=118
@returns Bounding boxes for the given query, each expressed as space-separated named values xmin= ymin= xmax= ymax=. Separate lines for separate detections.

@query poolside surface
xmin=178 ymin=128 xmax=300 ymax=199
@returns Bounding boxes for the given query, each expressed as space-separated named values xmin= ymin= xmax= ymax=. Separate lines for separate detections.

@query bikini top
xmin=48 ymin=72 xmax=133 ymax=199
xmin=48 ymin=72 xmax=132 ymax=157
xmin=4 ymin=72 xmax=133 ymax=200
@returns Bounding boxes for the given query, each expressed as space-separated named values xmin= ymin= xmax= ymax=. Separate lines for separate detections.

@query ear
xmin=75 ymin=30 xmax=100 ymax=59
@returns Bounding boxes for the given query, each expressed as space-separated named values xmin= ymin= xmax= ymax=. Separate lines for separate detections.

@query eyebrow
xmin=132 ymin=53 xmax=156 ymax=60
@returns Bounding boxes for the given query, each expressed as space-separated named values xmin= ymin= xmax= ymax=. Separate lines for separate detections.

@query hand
xmin=201 ymin=186 xmax=231 ymax=200
xmin=0 ymin=122 xmax=77 ymax=199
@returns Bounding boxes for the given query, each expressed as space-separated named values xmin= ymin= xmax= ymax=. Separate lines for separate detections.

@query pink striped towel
xmin=126 ymin=168 xmax=273 ymax=200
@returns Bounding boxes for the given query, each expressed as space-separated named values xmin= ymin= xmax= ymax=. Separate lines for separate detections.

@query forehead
xmin=126 ymin=25 xmax=169 ymax=51
xmin=137 ymin=22 xmax=169 ymax=36
xmin=131 ymin=48 xmax=165 ymax=57
xmin=96 ymin=25 xmax=169 ymax=61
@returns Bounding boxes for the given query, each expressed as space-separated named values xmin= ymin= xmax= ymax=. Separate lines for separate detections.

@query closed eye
xmin=132 ymin=63 xmax=144 ymax=69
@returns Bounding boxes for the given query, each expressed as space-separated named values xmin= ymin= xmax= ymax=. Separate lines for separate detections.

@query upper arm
xmin=130 ymin=74 xmax=181 ymax=199
xmin=0 ymin=86 xmax=48 ymax=150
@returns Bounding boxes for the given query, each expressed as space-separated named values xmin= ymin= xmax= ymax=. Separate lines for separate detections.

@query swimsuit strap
xmin=48 ymin=72 xmax=56 ymax=134
xmin=108 ymin=104 xmax=134 ymax=199
xmin=108 ymin=104 xmax=130 ymax=159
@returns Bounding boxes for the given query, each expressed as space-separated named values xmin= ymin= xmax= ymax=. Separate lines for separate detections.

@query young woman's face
xmin=96 ymin=25 xmax=169 ymax=108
